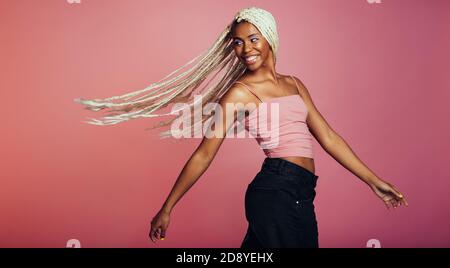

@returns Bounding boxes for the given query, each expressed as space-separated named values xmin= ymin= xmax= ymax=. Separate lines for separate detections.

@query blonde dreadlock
xmin=74 ymin=7 xmax=279 ymax=139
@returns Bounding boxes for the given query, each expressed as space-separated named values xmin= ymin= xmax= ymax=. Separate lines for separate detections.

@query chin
xmin=247 ymin=62 xmax=261 ymax=70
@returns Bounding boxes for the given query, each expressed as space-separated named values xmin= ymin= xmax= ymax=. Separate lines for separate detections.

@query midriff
xmin=280 ymin=156 xmax=315 ymax=174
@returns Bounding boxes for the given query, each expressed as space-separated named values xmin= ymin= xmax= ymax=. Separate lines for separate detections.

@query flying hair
xmin=74 ymin=7 xmax=279 ymax=139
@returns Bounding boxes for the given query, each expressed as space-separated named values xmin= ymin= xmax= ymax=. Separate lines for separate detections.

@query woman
xmin=75 ymin=7 xmax=408 ymax=248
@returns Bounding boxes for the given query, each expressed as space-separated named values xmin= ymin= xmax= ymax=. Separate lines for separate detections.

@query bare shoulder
xmin=287 ymin=75 xmax=311 ymax=99
xmin=219 ymin=79 xmax=258 ymax=106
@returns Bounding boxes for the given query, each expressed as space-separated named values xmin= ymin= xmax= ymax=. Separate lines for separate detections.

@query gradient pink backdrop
xmin=1 ymin=0 xmax=449 ymax=248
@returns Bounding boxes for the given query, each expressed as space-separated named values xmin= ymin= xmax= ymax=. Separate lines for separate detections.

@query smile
xmin=244 ymin=55 xmax=259 ymax=64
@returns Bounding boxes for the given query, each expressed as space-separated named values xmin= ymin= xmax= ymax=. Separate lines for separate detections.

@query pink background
xmin=1 ymin=0 xmax=449 ymax=248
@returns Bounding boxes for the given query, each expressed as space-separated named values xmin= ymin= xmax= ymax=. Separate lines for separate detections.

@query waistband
xmin=261 ymin=157 xmax=319 ymax=181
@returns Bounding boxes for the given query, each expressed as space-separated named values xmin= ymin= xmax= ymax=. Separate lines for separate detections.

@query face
xmin=231 ymin=21 xmax=274 ymax=70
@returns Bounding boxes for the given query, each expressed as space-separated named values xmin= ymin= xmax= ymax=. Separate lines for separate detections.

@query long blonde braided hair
xmin=74 ymin=7 xmax=279 ymax=139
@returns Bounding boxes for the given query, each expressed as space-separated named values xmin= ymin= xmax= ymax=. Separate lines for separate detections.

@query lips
xmin=243 ymin=55 xmax=259 ymax=64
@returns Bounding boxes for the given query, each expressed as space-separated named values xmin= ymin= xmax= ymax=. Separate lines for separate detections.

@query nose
xmin=243 ymin=41 xmax=253 ymax=53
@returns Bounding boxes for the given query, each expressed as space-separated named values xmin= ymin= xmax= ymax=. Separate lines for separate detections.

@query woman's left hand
xmin=369 ymin=179 xmax=408 ymax=209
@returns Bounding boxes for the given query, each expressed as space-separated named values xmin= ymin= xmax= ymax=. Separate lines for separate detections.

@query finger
xmin=390 ymin=197 xmax=398 ymax=208
xmin=156 ymin=227 xmax=161 ymax=240
xmin=390 ymin=185 xmax=403 ymax=199
xmin=384 ymin=200 xmax=391 ymax=210
xmin=394 ymin=199 xmax=400 ymax=208
xmin=151 ymin=229 xmax=157 ymax=241
xmin=386 ymin=197 xmax=396 ymax=210
xmin=160 ymin=230 xmax=166 ymax=240
xmin=150 ymin=228 xmax=160 ymax=242
xmin=149 ymin=230 xmax=156 ymax=243
xmin=390 ymin=198 xmax=397 ymax=209
xmin=394 ymin=192 xmax=407 ymax=208
xmin=400 ymin=195 xmax=409 ymax=207
xmin=152 ymin=229 xmax=158 ymax=242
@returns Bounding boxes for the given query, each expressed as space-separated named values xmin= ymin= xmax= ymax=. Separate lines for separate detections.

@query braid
xmin=74 ymin=7 xmax=279 ymax=139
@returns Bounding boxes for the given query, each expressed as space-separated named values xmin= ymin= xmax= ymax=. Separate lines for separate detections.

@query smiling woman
xmin=231 ymin=12 xmax=279 ymax=68
xmin=234 ymin=32 xmax=262 ymax=65
xmin=73 ymin=7 xmax=280 ymax=140
xmin=74 ymin=6 xmax=408 ymax=249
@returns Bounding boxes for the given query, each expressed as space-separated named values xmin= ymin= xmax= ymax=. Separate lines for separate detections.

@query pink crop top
xmin=234 ymin=75 xmax=314 ymax=159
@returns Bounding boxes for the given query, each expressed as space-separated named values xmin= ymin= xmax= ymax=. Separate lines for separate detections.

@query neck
xmin=244 ymin=55 xmax=279 ymax=83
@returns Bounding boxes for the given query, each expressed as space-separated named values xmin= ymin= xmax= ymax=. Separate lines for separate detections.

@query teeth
xmin=245 ymin=55 xmax=258 ymax=63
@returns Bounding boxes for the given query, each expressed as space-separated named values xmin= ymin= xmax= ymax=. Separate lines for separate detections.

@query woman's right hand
xmin=149 ymin=209 xmax=170 ymax=242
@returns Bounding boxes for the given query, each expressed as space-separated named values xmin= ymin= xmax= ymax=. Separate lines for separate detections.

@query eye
xmin=251 ymin=37 xmax=258 ymax=42
xmin=233 ymin=40 xmax=242 ymax=46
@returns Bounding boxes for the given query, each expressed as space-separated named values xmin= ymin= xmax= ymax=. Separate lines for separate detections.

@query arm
xmin=291 ymin=76 xmax=408 ymax=209
xmin=149 ymin=85 xmax=249 ymax=242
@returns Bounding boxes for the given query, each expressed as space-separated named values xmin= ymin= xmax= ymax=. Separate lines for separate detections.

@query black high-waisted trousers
xmin=240 ymin=157 xmax=320 ymax=248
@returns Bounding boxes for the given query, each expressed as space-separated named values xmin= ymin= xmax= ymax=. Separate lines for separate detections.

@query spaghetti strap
xmin=290 ymin=75 xmax=300 ymax=91
xmin=234 ymin=81 xmax=263 ymax=102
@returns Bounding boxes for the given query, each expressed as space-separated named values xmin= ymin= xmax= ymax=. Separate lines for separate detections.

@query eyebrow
xmin=233 ymin=33 xmax=259 ymax=40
